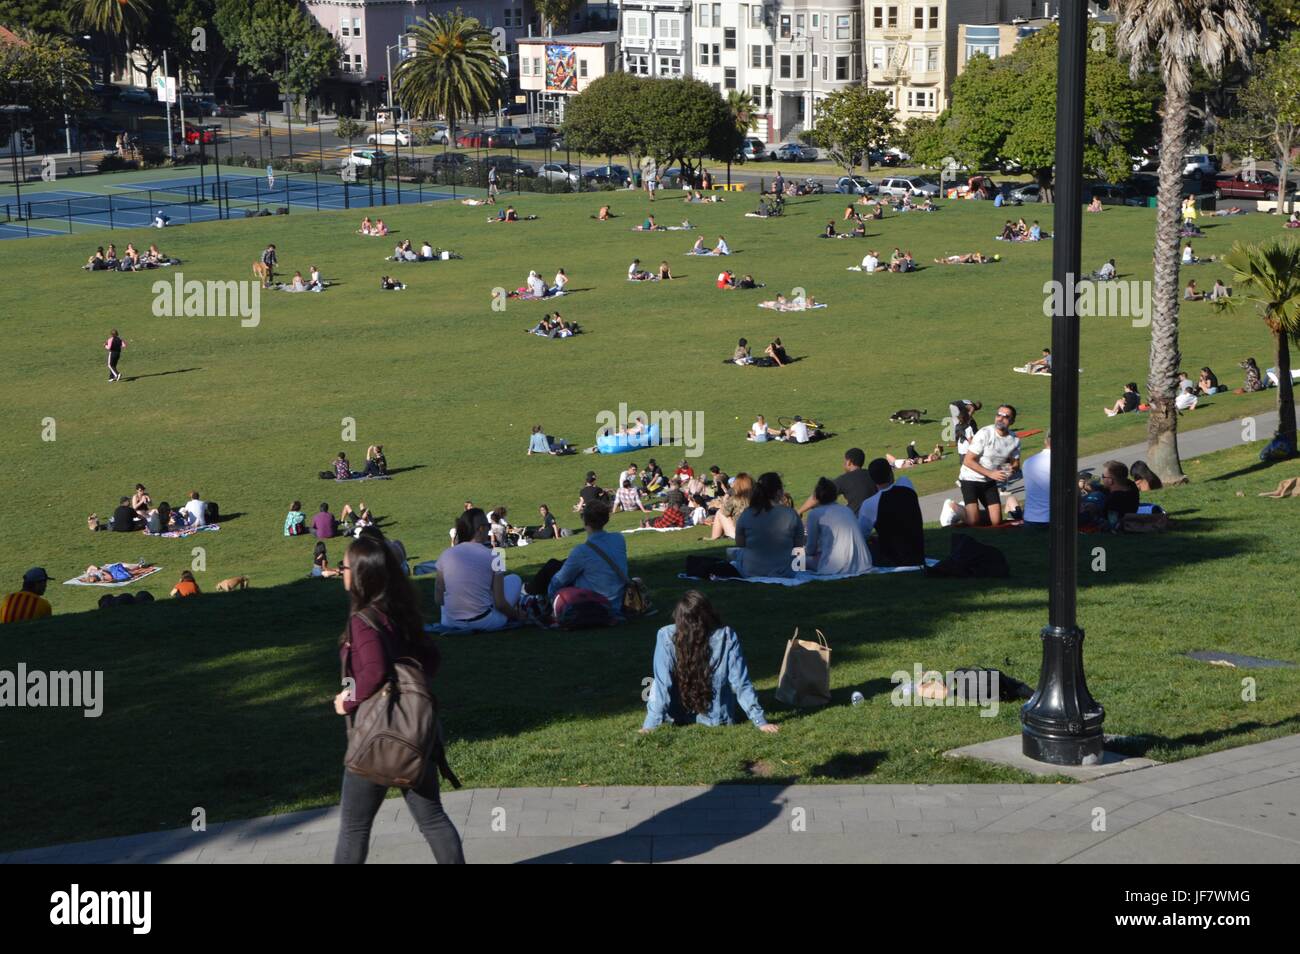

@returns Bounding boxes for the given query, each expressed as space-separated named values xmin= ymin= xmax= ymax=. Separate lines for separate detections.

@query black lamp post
xmin=1020 ymin=0 xmax=1105 ymax=765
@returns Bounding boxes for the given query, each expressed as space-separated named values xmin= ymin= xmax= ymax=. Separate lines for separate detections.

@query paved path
xmin=918 ymin=410 xmax=1278 ymax=522
xmin=3 ymin=734 xmax=1296 ymax=864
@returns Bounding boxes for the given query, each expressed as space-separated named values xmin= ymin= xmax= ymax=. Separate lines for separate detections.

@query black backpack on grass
xmin=926 ymin=533 xmax=1009 ymax=579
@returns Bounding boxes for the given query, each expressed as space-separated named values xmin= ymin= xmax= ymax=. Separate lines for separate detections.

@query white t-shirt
xmin=1097 ymin=262 xmax=1116 ymax=279
xmin=554 ymin=272 xmax=567 ymax=289
xmin=805 ymin=503 xmax=872 ymax=576
xmin=1177 ymin=378 xmax=1196 ymax=394
xmin=857 ymin=475 xmax=914 ymax=538
xmin=862 ymin=254 xmax=879 ymax=272
xmin=420 ymin=244 xmax=433 ymax=259
xmin=1182 ymin=246 xmax=1194 ymax=264
xmin=751 ymin=420 xmax=768 ymax=440
xmin=959 ymin=425 xmax=1021 ymax=483
xmin=182 ymin=498 xmax=207 ymax=527
xmin=528 ymin=275 xmax=546 ymax=297
xmin=716 ymin=239 xmax=729 ymax=254
xmin=628 ymin=262 xmax=640 ymax=277
xmin=1022 ymin=449 xmax=1051 ymax=524
xmin=789 ymin=421 xmax=810 ymax=443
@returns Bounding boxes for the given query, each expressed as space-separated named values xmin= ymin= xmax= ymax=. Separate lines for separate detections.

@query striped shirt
xmin=0 ymin=591 xmax=52 ymax=623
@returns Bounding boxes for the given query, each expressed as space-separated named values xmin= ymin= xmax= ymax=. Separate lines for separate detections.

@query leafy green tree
xmin=232 ymin=0 xmax=337 ymax=111
xmin=561 ymin=71 xmax=643 ymax=160
xmin=395 ymin=12 xmax=502 ymax=135
xmin=895 ymin=116 xmax=945 ymax=166
xmin=0 ymin=27 xmax=95 ymax=121
xmin=1228 ymin=33 xmax=1300 ymax=215
xmin=1215 ymin=239 xmax=1300 ymax=455
xmin=0 ymin=0 xmax=70 ymax=34
xmin=1114 ymin=0 xmax=1260 ymax=483
xmin=534 ymin=0 xmax=579 ymax=33
xmin=133 ymin=0 xmax=214 ymax=90
xmin=639 ymin=76 xmax=736 ymax=180
xmin=808 ymin=84 xmax=894 ymax=173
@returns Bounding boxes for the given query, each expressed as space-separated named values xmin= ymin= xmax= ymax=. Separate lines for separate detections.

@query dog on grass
xmin=252 ymin=261 xmax=272 ymax=287
xmin=215 ymin=575 xmax=250 ymax=592
xmin=890 ymin=408 xmax=927 ymax=424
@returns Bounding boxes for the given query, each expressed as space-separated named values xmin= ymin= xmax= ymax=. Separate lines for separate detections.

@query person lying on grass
xmin=934 ymin=251 xmax=994 ymax=264
xmin=886 ymin=442 xmax=944 ymax=468
xmin=640 ymin=590 xmax=776 ymax=733
xmin=634 ymin=215 xmax=664 ymax=231
xmin=488 ymin=206 xmax=520 ymax=223
xmin=379 ymin=275 xmax=405 ymax=291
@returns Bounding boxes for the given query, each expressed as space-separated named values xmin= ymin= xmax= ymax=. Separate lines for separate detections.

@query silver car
xmin=878 ymin=176 xmax=940 ymax=197
xmin=539 ymin=162 xmax=581 ymax=185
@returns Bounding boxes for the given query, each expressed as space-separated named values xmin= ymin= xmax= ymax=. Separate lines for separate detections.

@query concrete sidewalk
xmin=3 ymin=734 xmax=1296 ymax=864
xmin=918 ymin=410 xmax=1278 ymax=522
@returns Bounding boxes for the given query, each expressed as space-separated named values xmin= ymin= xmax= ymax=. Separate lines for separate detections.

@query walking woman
xmin=105 ymin=329 xmax=124 ymax=382
xmin=332 ymin=533 xmax=465 ymax=864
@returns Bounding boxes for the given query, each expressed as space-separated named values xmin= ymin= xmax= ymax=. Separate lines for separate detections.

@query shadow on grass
xmin=1206 ymin=459 xmax=1280 ymax=482
xmin=0 ymin=519 xmax=1270 ymax=853
xmin=122 ymin=367 xmax=203 ymax=382
xmin=1108 ymin=713 xmax=1300 ymax=759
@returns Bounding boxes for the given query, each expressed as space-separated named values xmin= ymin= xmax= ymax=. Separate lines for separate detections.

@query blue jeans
xmin=334 ymin=767 xmax=464 ymax=864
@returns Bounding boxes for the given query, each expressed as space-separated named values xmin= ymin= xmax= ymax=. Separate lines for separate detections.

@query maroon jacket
xmin=340 ymin=609 xmax=441 ymax=715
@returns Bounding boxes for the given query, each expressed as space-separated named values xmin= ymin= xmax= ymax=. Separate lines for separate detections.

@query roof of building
xmin=518 ymin=31 xmax=619 ymax=46
xmin=0 ymin=24 xmax=28 ymax=46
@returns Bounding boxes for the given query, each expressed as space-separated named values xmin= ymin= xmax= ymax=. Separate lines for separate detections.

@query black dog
xmin=890 ymin=408 xmax=927 ymax=424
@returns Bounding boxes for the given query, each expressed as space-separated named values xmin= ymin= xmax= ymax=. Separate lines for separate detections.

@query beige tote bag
xmin=775 ymin=627 xmax=832 ymax=707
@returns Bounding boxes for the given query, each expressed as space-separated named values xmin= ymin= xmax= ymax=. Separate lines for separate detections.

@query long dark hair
xmin=340 ymin=533 xmax=423 ymax=645
xmin=749 ymin=471 xmax=784 ymax=514
xmin=672 ymin=590 xmax=722 ymax=715
xmin=454 ymin=508 xmax=489 ymax=544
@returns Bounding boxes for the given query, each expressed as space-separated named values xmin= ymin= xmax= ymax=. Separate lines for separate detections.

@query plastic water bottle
xmin=850 ymin=691 xmax=865 ymax=706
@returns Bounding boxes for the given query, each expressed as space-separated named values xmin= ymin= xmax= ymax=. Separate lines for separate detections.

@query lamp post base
xmin=1021 ymin=625 xmax=1105 ymax=766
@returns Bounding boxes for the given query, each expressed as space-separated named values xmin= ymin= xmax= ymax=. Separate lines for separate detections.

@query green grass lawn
xmin=1 ymin=189 xmax=1297 ymax=851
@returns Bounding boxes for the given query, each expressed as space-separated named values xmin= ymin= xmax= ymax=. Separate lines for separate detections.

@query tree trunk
xmin=1275 ymin=326 xmax=1298 ymax=451
xmin=1147 ymin=84 xmax=1189 ymax=483
xmin=1277 ymin=133 xmax=1294 ymax=216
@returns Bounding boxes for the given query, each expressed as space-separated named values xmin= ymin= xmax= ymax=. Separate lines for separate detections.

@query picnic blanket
xmin=64 ymin=564 xmax=162 ymax=587
xmin=336 ymin=474 xmax=391 ymax=482
xmin=142 ymin=524 xmax=220 ymax=539
xmin=685 ymin=250 xmax=729 ymax=256
xmin=622 ymin=525 xmax=691 ymax=534
xmin=510 ymin=291 xmax=554 ymax=301
xmin=758 ymin=301 xmax=828 ymax=311
xmin=278 ymin=284 xmax=324 ymax=293
xmin=678 ymin=559 xmax=938 ymax=585
xmin=1012 ymin=366 xmax=1081 ymax=376
xmin=628 ymin=275 xmax=662 ymax=282
xmin=423 ymin=618 xmax=527 ymax=634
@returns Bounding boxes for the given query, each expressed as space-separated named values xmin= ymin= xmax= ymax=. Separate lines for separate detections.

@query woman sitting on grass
xmin=312 ymin=541 xmax=341 ymax=577
xmin=1198 ymin=367 xmax=1221 ymax=395
xmin=804 ymin=477 xmax=872 ymax=576
xmin=709 ymin=472 xmax=752 ymax=540
xmin=365 ymin=445 xmax=387 ymax=476
xmin=765 ymin=337 xmax=789 ymax=366
xmin=357 ymin=216 xmax=374 ymax=235
xmin=658 ymin=260 xmax=675 ymax=281
xmin=284 ymin=500 xmax=307 ymax=536
xmin=170 ymin=570 xmax=201 ymax=598
xmin=690 ymin=236 xmax=706 ymax=254
xmin=640 ymin=590 xmax=776 ymax=733
xmin=732 ymin=472 xmax=804 ymax=578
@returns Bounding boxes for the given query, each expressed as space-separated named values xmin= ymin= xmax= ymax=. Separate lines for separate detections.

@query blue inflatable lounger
xmin=597 ymin=424 xmax=661 ymax=454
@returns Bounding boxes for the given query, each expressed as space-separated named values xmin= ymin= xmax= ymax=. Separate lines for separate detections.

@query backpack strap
xmin=586 ymin=538 xmax=630 ymax=586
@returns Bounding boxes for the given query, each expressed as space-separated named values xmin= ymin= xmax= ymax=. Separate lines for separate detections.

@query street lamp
xmin=1020 ymin=0 xmax=1105 ymax=765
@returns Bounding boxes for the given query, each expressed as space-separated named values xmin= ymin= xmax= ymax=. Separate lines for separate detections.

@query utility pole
xmin=163 ymin=50 xmax=174 ymax=158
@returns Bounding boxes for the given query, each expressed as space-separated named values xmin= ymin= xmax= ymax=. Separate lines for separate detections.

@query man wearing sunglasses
xmin=958 ymin=404 xmax=1021 ymax=527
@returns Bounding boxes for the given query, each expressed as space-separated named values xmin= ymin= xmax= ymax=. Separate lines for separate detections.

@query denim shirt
xmin=643 ymin=625 xmax=768 ymax=729
xmin=546 ymin=530 xmax=628 ymax=608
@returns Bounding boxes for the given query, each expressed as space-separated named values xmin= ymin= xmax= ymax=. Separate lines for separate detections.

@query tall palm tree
xmin=77 ymin=0 xmax=152 ymax=84
xmin=1216 ymin=238 xmax=1300 ymax=456
xmin=726 ymin=90 xmax=758 ymax=137
xmin=1113 ymin=1 xmax=1259 ymax=483
xmin=395 ymin=13 xmax=503 ymax=142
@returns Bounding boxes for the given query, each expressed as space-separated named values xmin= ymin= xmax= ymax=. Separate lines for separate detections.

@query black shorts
xmin=960 ymin=480 xmax=1000 ymax=507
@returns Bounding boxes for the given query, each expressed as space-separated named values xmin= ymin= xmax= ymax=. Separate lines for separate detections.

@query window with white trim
xmin=927 ymin=47 xmax=939 ymax=71
xmin=724 ymin=67 xmax=736 ymax=88
xmin=625 ymin=13 xmax=650 ymax=39
xmin=353 ymin=53 xmax=363 ymax=71
xmin=627 ymin=52 xmax=651 ymax=74
xmin=658 ymin=56 xmax=682 ymax=76
xmin=913 ymin=6 xmax=924 ymax=28
xmin=751 ymin=44 xmax=763 ymax=67
xmin=504 ymin=8 xmax=523 ymax=28
xmin=579 ymin=58 xmax=588 ymax=78
xmin=837 ymin=14 xmax=850 ymax=39
xmin=780 ymin=14 xmax=791 ymax=37
xmin=795 ymin=54 xmax=804 ymax=78
xmin=835 ymin=55 xmax=849 ymax=80
xmin=724 ymin=28 xmax=736 ymax=49
xmin=750 ymin=5 xmax=764 ymax=27
xmin=929 ymin=6 xmax=939 ymax=29
xmin=699 ymin=43 xmax=710 ymax=64
xmin=871 ymin=46 xmax=885 ymax=69
xmin=912 ymin=46 xmax=923 ymax=71
xmin=765 ymin=46 xmax=773 ymax=67
xmin=352 ymin=18 xmax=361 ymax=37
xmin=699 ymin=4 xmax=711 ymax=27
xmin=779 ymin=53 xmax=791 ymax=78
xmin=657 ymin=15 xmax=681 ymax=40
xmin=872 ymin=7 xmax=883 ymax=29
xmin=887 ymin=6 xmax=898 ymax=28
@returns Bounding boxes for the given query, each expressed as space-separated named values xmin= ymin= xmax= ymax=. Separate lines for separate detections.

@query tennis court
xmin=0 ymin=169 xmax=462 ymax=239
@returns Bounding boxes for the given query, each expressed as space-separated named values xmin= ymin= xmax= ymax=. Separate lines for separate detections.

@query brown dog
xmin=252 ymin=261 xmax=271 ymax=287
xmin=215 ymin=575 xmax=249 ymax=592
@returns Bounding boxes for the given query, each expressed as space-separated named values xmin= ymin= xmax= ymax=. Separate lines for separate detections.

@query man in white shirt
xmin=420 ymin=242 xmax=434 ymax=260
xmin=181 ymin=491 xmax=207 ymax=528
xmin=857 ymin=459 xmax=925 ymax=566
xmin=862 ymin=250 xmax=880 ymax=273
xmin=958 ymin=404 xmax=1021 ymax=527
xmin=1021 ymin=432 xmax=1051 ymax=526
xmin=786 ymin=416 xmax=810 ymax=443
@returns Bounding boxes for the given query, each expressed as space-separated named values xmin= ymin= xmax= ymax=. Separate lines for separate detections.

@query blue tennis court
xmin=0 ymin=171 xmax=464 ymax=239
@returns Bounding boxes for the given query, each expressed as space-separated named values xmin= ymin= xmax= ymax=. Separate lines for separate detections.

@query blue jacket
xmin=547 ymin=530 xmax=628 ymax=607
xmin=643 ymin=625 xmax=768 ymax=729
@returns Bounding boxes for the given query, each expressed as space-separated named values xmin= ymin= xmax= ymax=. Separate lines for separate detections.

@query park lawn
xmin=0 ymin=189 xmax=1296 ymax=850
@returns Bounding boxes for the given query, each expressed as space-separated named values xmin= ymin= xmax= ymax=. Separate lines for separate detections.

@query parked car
xmin=741 ymin=137 xmax=772 ymax=161
xmin=1213 ymin=170 xmax=1295 ymax=201
xmin=878 ymin=175 xmax=940 ymax=197
xmin=885 ymin=146 xmax=911 ymax=162
xmin=835 ymin=175 xmax=877 ymax=195
xmin=212 ymin=102 xmax=240 ymax=117
xmin=481 ymin=154 xmax=535 ymax=177
xmin=531 ymin=125 xmax=559 ymax=147
xmin=583 ymin=164 xmax=631 ymax=185
xmin=539 ymin=161 xmax=582 ymax=184
xmin=181 ymin=123 xmax=220 ymax=145
xmin=1130 ymin=148 xmax=1159 ymax=173
xmin=997 ymin=157 xmax=1024 ymax=174
xmin=550 ymin=134 xmax=566 ymax=152
xmin=118 ymin=86 xmax=154 ymax=105
xmin=456 ymin=130 xmax=486 ymax=147
xmin=368 ymin=128 xmax=412 ymax=147
xmin=1086 ymin=182 xmax=1144 ymax=206
xmin=868 ymin=150 xmax=901 ymax=167
xmin=1007 ymin=183 xmax=1041 ymax=204
xmin=774 ymin=142 xmax=818 ymax=162
xmin=506 ymin=126 xmax=539 ymax=147
xmin=1183 ymin=154 xmax=1221 ymax=177
xmin=343 ymin=149 xmax=390 ymax=168
xmin=961 ymin=174 xmax=1000 ymax=198
xmin=418 ymin=122 xmax=451 ymax=145
xmin=430 ymin=152 xmax=470 ymax=168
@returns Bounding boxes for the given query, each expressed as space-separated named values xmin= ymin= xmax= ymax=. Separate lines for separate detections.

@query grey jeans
xmin=333 ymin=767 xmax=465 ymax=864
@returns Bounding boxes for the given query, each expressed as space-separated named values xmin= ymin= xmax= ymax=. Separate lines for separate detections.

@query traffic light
xmin=378 ymin=74 xmax=388 ymax=96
